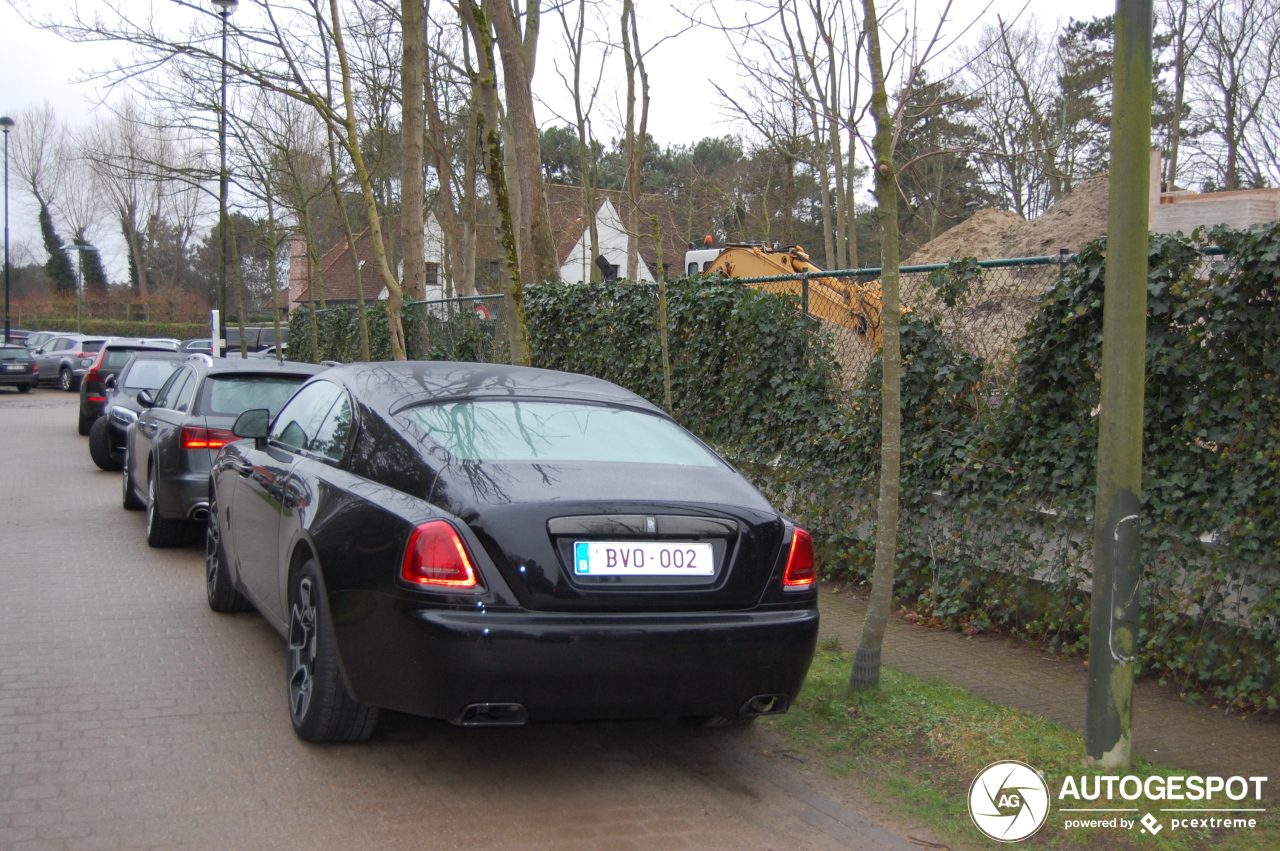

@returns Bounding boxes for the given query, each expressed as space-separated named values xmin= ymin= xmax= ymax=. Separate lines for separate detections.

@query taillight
xmin=401 ymin=521 xmax=481 ymax=589
xmin=782 ymin=527 xmax=816 ymax=588
xmin=181 ymin=426 xmax=237 ymax=449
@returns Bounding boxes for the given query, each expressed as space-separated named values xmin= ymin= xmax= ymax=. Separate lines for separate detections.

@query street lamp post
xmin=212 ymin=0 xmax=239 ymax=332
xmin=1 ymin=115 xmax=14 ymax=345
xmin=72 ymin=244 xmax=98 ymax=335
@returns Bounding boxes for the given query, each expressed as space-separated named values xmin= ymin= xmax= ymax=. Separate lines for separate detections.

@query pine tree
xmin=38 ymin=201 xmax=76 ymax=296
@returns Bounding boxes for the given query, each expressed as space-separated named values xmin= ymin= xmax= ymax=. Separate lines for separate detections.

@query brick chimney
xmin=287 ymin=232 xmax=310 ymax=308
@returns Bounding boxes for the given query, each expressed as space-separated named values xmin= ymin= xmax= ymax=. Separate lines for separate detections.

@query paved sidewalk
xmin=818 ymin=588 xmax=1280 ymax=781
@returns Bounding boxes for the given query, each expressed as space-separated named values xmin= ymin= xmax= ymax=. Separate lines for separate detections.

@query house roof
xmin=293 ymin=227 xmax=383 ymax=306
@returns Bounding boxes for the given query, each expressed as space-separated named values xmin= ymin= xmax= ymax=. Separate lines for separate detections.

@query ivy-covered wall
xmin=525 ymin=225 xmax=1280 ymax=711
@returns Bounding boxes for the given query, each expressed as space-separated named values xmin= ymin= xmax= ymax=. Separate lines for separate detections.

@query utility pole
xmin=213 ymin=0 xmax=239 ymax=334
xmin=1085 ymin=0 xmax=1152 ymax=769
xmin=1 ymin=116 xmax=13 ymax=344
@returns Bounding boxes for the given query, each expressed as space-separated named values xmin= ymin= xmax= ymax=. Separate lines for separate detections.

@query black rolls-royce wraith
xmin=208 ymin=361 xmax=818 ymax=742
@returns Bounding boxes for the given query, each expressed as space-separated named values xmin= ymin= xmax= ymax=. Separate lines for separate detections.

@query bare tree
xmin=1182 ymin=0 xmax=1280 ymax=189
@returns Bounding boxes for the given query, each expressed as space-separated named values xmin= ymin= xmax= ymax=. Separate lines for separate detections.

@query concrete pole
xmin=1085 ymin=0 xmax=1153 ymax=769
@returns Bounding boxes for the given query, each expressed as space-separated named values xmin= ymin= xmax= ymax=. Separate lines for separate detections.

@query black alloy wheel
xmin=206 ymin=488 xmax=252 ymax=613
xmin=286 ymin=560 xmax=379 ymax=743
xmin=145 ymin=465 xmax=185 ymax=548
xmin=89 ymin=417 xmax=120 ymax=471
xmin=59 ymin=367 xmax=74 ymax=392
xmin=122 ymin=445 xmax=144 ymax=510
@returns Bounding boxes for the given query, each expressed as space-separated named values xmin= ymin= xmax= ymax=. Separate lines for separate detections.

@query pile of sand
xmin=904 ymin=208 xmax=1026 ymax=265
xmin=904 ymin=173 xmax=1111 ymax=265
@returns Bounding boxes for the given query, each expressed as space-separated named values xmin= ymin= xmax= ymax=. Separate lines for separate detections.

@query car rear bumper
xmin=331 ymin=595 xmax=818 ymax=723
xmin=0 ymin=374 xmax=38 ymax=388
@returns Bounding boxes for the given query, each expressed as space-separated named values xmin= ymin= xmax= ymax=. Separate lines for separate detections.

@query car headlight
xmin=109 ymin=407 xmax=138 ymax=427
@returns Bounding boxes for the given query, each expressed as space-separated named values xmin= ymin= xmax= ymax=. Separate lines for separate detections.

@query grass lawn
xmin=764 ymin=640 xmax=1277 ymax=850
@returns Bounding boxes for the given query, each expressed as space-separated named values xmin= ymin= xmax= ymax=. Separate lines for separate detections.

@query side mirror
xmin=104 ymin=375 xmax=117 ymax=390
xmin=136 ymin=389 xmax=156 ymax=409
xmin=232 ymin=408 xmax=271 ymax=445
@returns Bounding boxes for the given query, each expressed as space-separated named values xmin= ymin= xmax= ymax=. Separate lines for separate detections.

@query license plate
xmin=573 ymin=541 xmax=715 ymax=576
xmin=2 ymin=364 xmax=23 ymax=372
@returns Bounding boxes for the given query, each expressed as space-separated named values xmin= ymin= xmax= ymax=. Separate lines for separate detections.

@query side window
xmin=310 ymin=396 xmax=353 ymax=461
xmin=156 ymin=368 xmax=192 ymax=410
xmin=270 ymin=381 xmax=343 ymax=452
xmin=53 ymin=338 xmax=74 ymax=352
xmin=172 ymin=373 xmax=198 ymax=413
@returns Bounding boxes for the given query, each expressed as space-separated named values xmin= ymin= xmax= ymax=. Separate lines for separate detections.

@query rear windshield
xmin=401 ymin=400 xmax=719 ymax=466
xmin=123 ymin=360 xmax=180 ymax=390
xmin=81 ymin=341 xmax=106 ymax=353
xmin=0 ymin=348 xmax=32 ymax=361
xmin=198 ymin=374 xmax=308 ymax=418
xmin=105 ymin=348 xmax=167 ymax=368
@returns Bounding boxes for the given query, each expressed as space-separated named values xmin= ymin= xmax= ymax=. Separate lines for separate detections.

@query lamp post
xmin=1 ymin=115 xmax=14 ymax=344
xmin=72 ymin=244 xmax=98 ymax=334
xmin=212 ymin=0 xmax=238 ymax=329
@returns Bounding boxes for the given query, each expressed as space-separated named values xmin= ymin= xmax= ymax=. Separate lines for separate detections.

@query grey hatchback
xmin=122 ymin=358 xmax=326 ymax=547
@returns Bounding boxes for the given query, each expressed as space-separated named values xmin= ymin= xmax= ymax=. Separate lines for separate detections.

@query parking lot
xmin=0 ymin=389 xmax=912 ymax=851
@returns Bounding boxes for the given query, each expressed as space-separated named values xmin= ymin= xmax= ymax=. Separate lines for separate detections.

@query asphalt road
xmin=0 ymin=387 xmax=915 ymax=851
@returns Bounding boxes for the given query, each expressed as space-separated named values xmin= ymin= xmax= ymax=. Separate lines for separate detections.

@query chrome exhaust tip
xmin=189 ymin=504 xmax=210 ymax=523
xmin=739 ymin=694 xmax=790 ymax=717
xmin=453 ymin=702 xmax=529 ymax=727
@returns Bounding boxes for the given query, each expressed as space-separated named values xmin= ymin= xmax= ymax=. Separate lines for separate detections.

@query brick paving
xmin=0 ymin=389 xmax=914 ymax=851
xmin=819 ymin=588 xmax=1280 ymax=781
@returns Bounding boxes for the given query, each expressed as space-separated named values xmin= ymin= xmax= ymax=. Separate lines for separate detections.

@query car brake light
xmin=181 ymin=426 xmax=237 ymax=449
xmin=782 ymin=527 xmax=816 ymax=588
xmin=401 ymin=521 xmax=481 ymax=589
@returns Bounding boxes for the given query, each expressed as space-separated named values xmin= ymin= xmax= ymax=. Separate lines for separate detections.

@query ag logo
xmin=968 ymin=760 xmax=1050 ymax=842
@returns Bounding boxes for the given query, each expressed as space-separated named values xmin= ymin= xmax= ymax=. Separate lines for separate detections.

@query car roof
xmin=196 ymin=358 xmax=328 ymax=379
xmin=325 ymin=361 xmax=664 ymax=418
xmin=102 ymin=338 xmax=180 ymax=349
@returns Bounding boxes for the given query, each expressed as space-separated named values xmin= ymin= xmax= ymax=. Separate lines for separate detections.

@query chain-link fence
xmin=403 ymin=293 xmax=512 ymax=363
xmin=739 ymin=255 xmax=1069 ymax=386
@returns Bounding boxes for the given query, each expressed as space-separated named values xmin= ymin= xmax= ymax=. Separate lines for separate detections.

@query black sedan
xmin=0 ymin=344 xmax=38 ymax=392
xmin=88 ymin=351 xmax=185 ymax=470
xmin=123 ymin=358 xmax=326 ymax=548
xmin=207 ymin=362 xmax=818 ymax=743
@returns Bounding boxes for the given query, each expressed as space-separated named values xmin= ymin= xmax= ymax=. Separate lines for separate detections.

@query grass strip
xmin=765 ymin=642 xmax=1277 ymax=850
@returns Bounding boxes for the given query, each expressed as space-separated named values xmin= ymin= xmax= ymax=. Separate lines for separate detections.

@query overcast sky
xmin=1 ymin=0 xmax=1116 ymax=281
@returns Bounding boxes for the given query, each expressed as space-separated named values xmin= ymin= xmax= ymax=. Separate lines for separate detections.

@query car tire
xmin=206 ymin=489 xmax=252 ymax=613
xmin=287 ymin=560 xmax=379 ymax=743
xmin=145 ymin=466 xmax=186 ymax=548
xmin=78 ymin=410 xmax=95 ymax=436
xmin=16 ymin=385 xmax=32 ymax=394
xmin=122 ymin=446 xmax=144 ymax=510
xmin=59 ymin=367 xmax=74 ymax=392
xmin=89 ymin=416 xmax=121 ymax=471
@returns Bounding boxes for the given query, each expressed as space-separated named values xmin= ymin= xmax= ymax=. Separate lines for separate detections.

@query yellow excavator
xmin=684 ymin=241 xmax=890 ymax=345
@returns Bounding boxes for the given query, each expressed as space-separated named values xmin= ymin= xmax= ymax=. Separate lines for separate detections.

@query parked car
xmin=223 ymin=325 xmax=288 ymax=353
xmin=123 ymin=358 xmax=326 ymax=548
xmin=77 ymin=338 xmax=181 ymax=434
xmin=88 ymin=351 xmax=185 ymax=470
xmin=244 ymin=343 xmax=287 ymax=360
xmin=4 ymin=328 xmax=33 ymax=346
xmin=207 ymin=362 xmax=819 ymax=743
xmin=31 ymin=334 xmax=109 ymax=391
xmin=179 ymin=338 xmax=213 ymax=354
xmin=22 ymin=330 xmax=70 ymax=352
xmin=0 ymin=344 xmax=39 ymax=393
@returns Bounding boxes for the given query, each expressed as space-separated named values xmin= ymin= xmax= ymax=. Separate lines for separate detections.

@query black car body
xmin=123 ymin=358 xmax=325 ymax=548
xmin=88 ymin=351 xmax=185 ymax=470
xmin=78 ymin=339 xmax=181 ymax=434
xmin=207 ymin=362 xmax=819 ymax=742
xmin=0 ymin=344 xmax=38 ymax=392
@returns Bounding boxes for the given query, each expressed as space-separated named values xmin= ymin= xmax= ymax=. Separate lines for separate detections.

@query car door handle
xmin=226 ymin=459 xmax=252 ymax=476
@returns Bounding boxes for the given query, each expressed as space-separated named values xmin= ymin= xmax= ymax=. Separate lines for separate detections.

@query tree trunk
xmin=488 ymin=0 xmax=559 ymax=286
xmin=401 ymin=0 xmax=427 ymax=301
xmin=329 ymin=0 xmax=407 ymax=360
xmin=850 ymin=0 xmax=902 ymax=691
